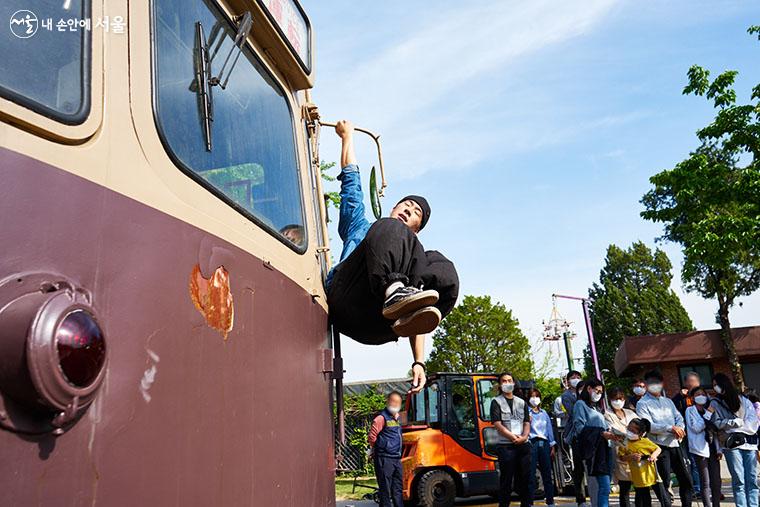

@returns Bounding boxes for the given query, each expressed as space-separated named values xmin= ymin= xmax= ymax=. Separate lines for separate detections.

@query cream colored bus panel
xmin=125 ymin=0 xmax=326 ymax=305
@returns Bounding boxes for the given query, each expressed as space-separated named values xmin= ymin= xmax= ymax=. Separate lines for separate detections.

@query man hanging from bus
xmin=325 ymin=120 xmax=459 ymax=393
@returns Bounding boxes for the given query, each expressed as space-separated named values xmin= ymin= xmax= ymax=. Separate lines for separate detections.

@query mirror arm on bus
xmin=209 ymin=12 xmax=253 ymax=90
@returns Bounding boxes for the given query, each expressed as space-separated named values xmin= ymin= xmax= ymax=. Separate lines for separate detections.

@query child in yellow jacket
xmin=617 ymin=418 xmax=670 ymax=507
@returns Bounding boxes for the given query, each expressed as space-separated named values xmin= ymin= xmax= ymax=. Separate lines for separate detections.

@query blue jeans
xmin=588 ymin=474 xmax=611 ymax=507
xmin=529 ymin=438 xmax=555 ymax=504
xmin=724 ymin=447 xmax=759 ymax=507
xmin=689 ymin=452 xmax=702 ymax=493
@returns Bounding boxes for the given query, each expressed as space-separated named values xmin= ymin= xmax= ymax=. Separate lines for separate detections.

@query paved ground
xmin=337 ymin=478 xmax=739 ymax=507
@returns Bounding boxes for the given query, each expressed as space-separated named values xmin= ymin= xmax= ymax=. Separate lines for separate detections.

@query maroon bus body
xmin=0 ymin=148 xmax=335 ymax=506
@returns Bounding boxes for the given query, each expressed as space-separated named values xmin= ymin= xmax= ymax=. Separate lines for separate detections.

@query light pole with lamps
xmin=552 ymin=293 xmax=602 ymax=381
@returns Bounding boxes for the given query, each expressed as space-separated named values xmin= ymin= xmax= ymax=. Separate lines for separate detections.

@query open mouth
xmin=397 ymin=215 xmax=408 ymax=223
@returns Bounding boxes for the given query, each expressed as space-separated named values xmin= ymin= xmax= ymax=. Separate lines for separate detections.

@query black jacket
xmin=672 ymin=392 xmax=689 ymax=417
xmin=578 ymin=426 xmax=611 ymax=476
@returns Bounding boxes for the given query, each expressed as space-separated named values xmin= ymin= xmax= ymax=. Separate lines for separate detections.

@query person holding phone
xmin=566 ymin=378 xmax=617 ymax=507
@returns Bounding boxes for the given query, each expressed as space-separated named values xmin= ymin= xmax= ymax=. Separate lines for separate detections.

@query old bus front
xmin=0 ymin=0 xmax=337 ymax=505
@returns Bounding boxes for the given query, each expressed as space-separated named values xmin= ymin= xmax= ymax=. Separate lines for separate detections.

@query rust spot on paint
xmin=189 ymin=264 xmax=234 ymax=340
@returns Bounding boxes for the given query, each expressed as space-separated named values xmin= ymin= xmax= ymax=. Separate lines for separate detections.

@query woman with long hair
xmin=604 ymin=387 xmax=638 ymax=507
xmin=566 ymin=378 xmax=617 ymax=507
xmin=706 ymin=373 xmax=759 ymax=507
xmin=685 ymin=386 xmax=722 ymax=507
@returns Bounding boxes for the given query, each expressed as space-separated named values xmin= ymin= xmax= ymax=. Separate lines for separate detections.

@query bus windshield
xmin=153 ymin=0 xmax=306 ymax=250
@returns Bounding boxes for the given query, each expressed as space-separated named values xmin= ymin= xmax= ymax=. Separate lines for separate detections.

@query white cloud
xmin=313 ymin=0 xmax=619 ymax=178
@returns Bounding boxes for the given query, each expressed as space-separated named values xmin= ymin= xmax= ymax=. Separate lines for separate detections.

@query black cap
xmin=397 ymin=195 xmax=430 ymax=230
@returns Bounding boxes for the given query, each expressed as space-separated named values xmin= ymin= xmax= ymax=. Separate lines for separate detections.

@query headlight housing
xmin=0 ymin=273 xmax=107 ymax=435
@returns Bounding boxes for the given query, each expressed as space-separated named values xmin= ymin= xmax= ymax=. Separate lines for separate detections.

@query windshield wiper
xmin=193 ymin=12 xmax=253 ymax=152
xmin=194 ymin=21 xmax=213 ymax=151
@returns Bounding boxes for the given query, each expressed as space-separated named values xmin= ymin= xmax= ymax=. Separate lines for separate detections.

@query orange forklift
xmin=399 ymin=373 xmax=573 ymax=507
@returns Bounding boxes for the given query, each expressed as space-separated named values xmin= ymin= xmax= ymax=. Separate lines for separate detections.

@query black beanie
xmin=398 ymin=195 xmax=431 ymax=230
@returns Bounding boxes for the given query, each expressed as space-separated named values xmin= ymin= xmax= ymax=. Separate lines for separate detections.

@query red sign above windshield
xmin=258 ymin=0 xmax=311 ymax=72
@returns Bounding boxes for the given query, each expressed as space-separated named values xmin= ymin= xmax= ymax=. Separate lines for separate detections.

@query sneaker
xmin=391 ymin=306 xmax=441 ymax=336
xmin=382 ymin=286 xmax=439 ymax=320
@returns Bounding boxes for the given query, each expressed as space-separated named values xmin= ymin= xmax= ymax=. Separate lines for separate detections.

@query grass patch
xmin=335 ymin=476 xmax=378 ymax=501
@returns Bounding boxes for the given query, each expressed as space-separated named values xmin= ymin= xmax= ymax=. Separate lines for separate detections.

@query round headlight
xmin=0 ymin=273 xmax=107 ymax=434
xmin=56 ymin=310 xmax=106 ymax=388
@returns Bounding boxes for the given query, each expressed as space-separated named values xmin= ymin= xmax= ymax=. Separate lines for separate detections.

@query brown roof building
xmin=615 ymin=326 xmax=760 ymax=392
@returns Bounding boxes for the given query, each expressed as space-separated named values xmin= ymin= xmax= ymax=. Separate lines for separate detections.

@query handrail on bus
xmin=317 ymin=121 xmax=387 ymax=198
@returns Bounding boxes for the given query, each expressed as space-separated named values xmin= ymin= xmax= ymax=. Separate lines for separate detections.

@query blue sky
xmin=302 ymin=0 xmax=760 ymax=382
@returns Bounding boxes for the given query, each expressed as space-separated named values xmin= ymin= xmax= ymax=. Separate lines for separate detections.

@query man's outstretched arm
xmin=337 ymin=120 xmax=357 ymax=167
xmin=409 ymin=335 xmax=426 ymax=393
xmin=335 ymin=121 xmax=370 ymax=245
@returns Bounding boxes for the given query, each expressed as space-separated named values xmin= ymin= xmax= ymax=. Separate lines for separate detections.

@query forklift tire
xmin=415 ymin=469 xmax=457 ymax=507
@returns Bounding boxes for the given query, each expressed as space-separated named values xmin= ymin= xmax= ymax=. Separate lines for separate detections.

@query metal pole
xmin=333 ymin=328 xmax=345 ymax=445
xmin=582 ymin=299 xmax=602 ymax=381
xmin=552 ymin=294 xmax=602 ymax=381
xmin=562 ymin=331 xmax=574 ymax=371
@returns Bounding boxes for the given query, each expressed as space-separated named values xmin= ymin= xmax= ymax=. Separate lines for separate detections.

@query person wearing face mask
xmin=368 ymin=391 xmax=405 ymax=507
xmin=562 ymin=370 xmax=583 ymax=417
xmin=685 ymin=386 xmax=722 ymax=507
xmin=636 ymin=370 xmax=693 ymax=507
xmin=566 ymin=378 xmax=617 ymax=507
xmin=705 ymin=373 xmax=759 ymax=507
xmin=627 ymin=379 xmax=647 ymax=410
xmin=561 ymin=370 xmax=588 ymax=507
xmin=672 ymin=372 xmax=703 ymax=497
xmin=527 ymin=388 xmax=556 ymax=507
xmin=617 ymin=418 xmax=668 ymax=507
xmin=604 ymin=387 xmax=639 ymax=507
xmin=490 ymin=372 xmax=532 ymax=507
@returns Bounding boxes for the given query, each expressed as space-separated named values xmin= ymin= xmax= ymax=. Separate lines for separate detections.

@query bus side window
xmin=152 ymin=0 xmax=307 ymax=251
xmin=1 ymin=1 xmax=91 ymax=124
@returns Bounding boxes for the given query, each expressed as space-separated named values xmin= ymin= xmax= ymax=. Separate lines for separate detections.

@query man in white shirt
xmin=636 ymin=370 xmax=694 ymax=507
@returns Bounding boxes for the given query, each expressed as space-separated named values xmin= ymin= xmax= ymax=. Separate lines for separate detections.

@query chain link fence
xmin=335 ymin=416 xmax=372 ymax=473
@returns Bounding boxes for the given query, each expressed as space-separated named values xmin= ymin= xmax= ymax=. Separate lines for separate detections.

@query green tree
xmin=641 ymin=26 xmax=760 ymax=387
xmin=338 ymin=389 xmax=387 ymax=475
xmin=533 ymin=350 xmax=564 ymax=412
xmin=585 ymin=242 xmax=694 ymax=381
xmin=427 ymin=295 xmax=533 ymax=379
xmin=321 ymin=160 xmax=340 ymax=215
